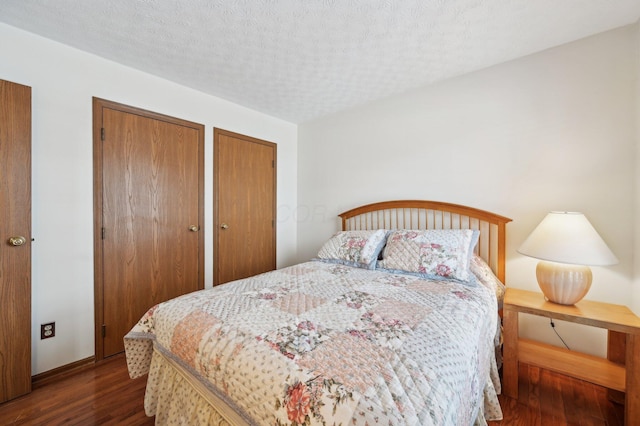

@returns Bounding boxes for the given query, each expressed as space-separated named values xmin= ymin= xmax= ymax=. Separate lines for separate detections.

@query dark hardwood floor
xmin=0 ymin=356 xmax=625 ymax=425
xmin=0 ymin=354 xmax=154 ymax=425
xmin=489 ymin=363 xmax=624 ymax=426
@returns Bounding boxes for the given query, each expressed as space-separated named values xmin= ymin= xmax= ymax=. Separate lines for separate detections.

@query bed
xmin=125 ymin=200 xmax=512 ymax=425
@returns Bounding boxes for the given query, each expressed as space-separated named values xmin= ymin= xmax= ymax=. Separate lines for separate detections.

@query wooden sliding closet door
xmin=93 ymin=98 xmax=204 ymax=359
xmin=214 ymin=129 xmax=276 ymax=285
xmin=0 ymin=79 xmax=32 ymax=403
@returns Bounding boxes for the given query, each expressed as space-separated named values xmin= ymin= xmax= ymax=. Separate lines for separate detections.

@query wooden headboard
xmin=339 ymin=200 xmax=512 ymax=282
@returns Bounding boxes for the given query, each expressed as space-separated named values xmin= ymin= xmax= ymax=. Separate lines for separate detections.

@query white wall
xmin=298 ymin=24 xmax=638 ymax=357
xmin=634 ymin=22 xmax=640 ymax=314
xmin=0 ymin=23 xmax=298 ymax=375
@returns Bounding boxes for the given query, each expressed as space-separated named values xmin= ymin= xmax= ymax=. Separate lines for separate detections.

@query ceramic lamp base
xmin=536 ymin=261 xmax=592 ymax=305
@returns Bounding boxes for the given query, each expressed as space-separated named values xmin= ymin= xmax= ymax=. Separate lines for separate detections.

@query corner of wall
xmin=633 ymin=19 xmax=640 ymax=314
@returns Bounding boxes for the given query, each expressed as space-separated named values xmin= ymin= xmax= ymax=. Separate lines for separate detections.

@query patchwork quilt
xmin=125 ymin=260 xmax=501 ymax=425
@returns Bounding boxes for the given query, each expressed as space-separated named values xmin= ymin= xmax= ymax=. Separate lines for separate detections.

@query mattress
xmin=125 ymin=260 xmax=503 ymax=425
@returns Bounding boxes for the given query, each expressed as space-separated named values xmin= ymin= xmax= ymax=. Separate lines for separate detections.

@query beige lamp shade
xmin=518 ymin=212 xmax=618 ymax=305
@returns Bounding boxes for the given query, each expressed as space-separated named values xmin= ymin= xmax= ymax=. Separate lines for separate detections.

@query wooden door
xmin=0 ymin=80 xmax=32 ymax=402
xmin=214 ymin=129 xmax=276 ymax=285
xmin=93 ymin=98 xmax=204 ymax=359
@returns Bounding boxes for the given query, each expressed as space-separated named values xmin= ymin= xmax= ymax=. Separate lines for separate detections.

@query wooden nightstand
xmin=503 ymin=288 xmax=640 ymax=425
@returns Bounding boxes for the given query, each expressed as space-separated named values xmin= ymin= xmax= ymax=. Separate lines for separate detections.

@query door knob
xmin=220 ymin=223 xmax=229 ymax=230
xmin=188 ymin=225 xmax=199 ymax=232
xmin=8 ymin=236 xmax=26 ymax=246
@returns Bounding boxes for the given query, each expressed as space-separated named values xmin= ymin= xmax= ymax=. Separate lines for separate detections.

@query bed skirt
xmin=141 ymin=344 xmax=502 ymax=425
xmin=144 ymin=347 xmax=250 ymax=425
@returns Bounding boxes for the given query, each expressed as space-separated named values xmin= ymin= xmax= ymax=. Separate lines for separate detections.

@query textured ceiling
xmin=1 ymin=1 xmax=639 ymax=123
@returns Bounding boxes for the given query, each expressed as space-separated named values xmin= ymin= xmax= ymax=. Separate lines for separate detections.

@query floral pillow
xmin=470 ymin=255 xmax=506 ymax=308
xmin=378 ymin=229 xmax=479 ymax=284
xmin=316 ymin=229 xmax=388 ymax=270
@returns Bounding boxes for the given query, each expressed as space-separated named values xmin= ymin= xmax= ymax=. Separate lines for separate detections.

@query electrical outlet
xmin=41 ymin=322 xmax=55 ymax=339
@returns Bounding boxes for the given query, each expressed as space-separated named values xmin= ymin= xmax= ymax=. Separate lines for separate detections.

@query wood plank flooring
xmin=0 ymin=356 xmax=626 ymax=425
xmin=0 ymin=354 xmax=153 ymax=425
xmin=489 ymin=363 xmax=624 ymax=426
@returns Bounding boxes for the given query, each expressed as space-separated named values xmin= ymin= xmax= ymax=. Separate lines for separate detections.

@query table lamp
xmin=517 ymin=211 xmax=618 ymax=305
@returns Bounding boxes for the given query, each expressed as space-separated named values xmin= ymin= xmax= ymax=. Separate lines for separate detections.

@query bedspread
xmin=125 ymin=260 xmax=502 ymax=425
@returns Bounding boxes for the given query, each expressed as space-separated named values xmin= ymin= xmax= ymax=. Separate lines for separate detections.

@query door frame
xmin=92 ymin=98 xmax=205 ymax=360
xmin=213 ymin=128 xmax=277 ymax=286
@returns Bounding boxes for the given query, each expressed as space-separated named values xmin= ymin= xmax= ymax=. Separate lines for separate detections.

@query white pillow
xmin=316 ymin=229 xmax=388 ymax=269
xmin=378 ymin=229 xmax=479 ymax=284
xmin=470 ymin=255 xmax=506 ymax=308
